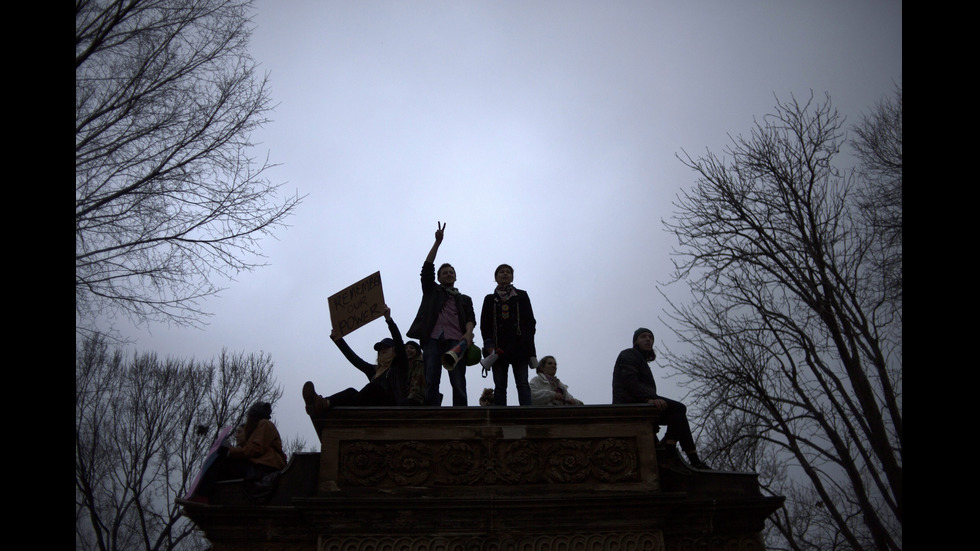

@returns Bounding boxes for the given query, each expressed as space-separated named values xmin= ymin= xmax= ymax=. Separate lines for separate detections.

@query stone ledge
xmin=182 ymin=404 xmax=785 ymax=551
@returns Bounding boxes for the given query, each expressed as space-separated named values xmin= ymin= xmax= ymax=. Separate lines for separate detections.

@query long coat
xmin=479 ymin=288 xmax=536 ymax=359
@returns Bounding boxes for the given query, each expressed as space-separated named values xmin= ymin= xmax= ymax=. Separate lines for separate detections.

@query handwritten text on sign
xmin=328 ymin=271 xmax=385 ymax=337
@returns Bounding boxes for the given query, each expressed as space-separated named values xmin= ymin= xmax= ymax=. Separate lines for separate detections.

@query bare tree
xmin=662 ymin=92 xmax=901 ymax=550
xmin=76 ymin=0 xmax=302 ymax=336
xmin=853 ymin=84 xmax=902 ymax=306
xmin=75 ymin=334 xmax=284 ymax=551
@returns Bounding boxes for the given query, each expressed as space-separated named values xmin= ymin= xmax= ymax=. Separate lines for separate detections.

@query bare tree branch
xmin=662 ymin=91 xmax=901 ymax=551
xmin=76 ymin=0 xmax=303 ymax=336
xmin=75 ymin=333 xmax=283 ymax=551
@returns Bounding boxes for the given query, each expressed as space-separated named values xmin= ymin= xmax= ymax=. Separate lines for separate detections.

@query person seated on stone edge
xmin=303 ymin=305 xmax=411 ymax=416
xmin=192 ymin=401 xmax=287 ymax=501
xmin=612 ymin=327 xmax=710 ymax=470
xmin=529 ymin=355 xmax=584 ymax=405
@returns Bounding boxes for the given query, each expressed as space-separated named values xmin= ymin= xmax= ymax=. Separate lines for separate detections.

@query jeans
xmin=326 ymin=380 xmax=394 ymax=407
xmin=491 ymin=356 xmax=531 ymax=405
xmin=423 ymin=338 xmax=468 ymax=406
xmin=658 ymin=396 xmax=696 ymax=452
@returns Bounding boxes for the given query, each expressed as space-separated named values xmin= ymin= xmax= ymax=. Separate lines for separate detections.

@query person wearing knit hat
xmin=612 ymin=327 xmax=710 ymax=470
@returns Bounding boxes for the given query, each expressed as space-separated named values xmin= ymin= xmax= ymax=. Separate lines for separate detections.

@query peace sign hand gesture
xmin=434 ymin=221 xmax=446 ymax=244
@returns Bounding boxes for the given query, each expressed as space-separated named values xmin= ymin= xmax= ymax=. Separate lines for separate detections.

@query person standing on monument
xmin=407 ymin=222 xmax=477 ymax=406
xmin=479 ymin=263 xmax=537 ymax=406
xmin=612 ymin=327 xmax=710 ymax=469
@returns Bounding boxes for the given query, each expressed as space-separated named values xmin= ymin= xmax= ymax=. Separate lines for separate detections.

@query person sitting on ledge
xmin=192 ymin=401 xmax=287 ymax=501
xmin=612 ymin=327 xmax=710 ymax=470
xmin=303 ymin=306 xmax=410 ymax=416
xmin=529 ymin=355 xmax=584 ymax=405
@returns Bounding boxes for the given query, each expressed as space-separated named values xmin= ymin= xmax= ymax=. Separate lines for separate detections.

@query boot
xmin=302 ymin=381 xmax=330 ymax=417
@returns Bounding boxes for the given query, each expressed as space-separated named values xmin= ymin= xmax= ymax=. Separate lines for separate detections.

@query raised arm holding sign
xmin=302 ymin=305 xmax=413 ymax=420
xmin=327 ymin=271 xmax=385 ymax=337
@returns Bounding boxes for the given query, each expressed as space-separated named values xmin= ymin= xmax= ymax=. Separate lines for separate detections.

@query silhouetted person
xmin=612 ymin=328 xmax=710 ymax=469
xmin=406 ymin=222 xmax=476 ymax=406
xmin=303 ymin=306 xmax=410 ymax=415
xmin=192 ymin=402 xmax=287 ymax=501
xmin=480 ymin=263 xmax=537 ymax=405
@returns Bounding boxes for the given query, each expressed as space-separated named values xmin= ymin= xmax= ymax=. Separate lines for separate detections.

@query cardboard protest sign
xmin=328 ymin=271 xmax=385 ymax=337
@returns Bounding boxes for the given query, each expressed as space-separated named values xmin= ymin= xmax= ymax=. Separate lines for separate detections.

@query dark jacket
xmin=333 ymin=317 xmax=410 ymax=406
xmin=612 ymin=346 xmax=660 ymax=404
xmin=406 ymin=261 xmax=476 ymax=345
xmin=480 ymin=288 xmax=536 ymax=359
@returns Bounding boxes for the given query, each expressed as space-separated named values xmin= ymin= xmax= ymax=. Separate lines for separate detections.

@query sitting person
xmin=612 ymin=328 xmax=710 ymax=469
xmin=303 ymin=306 xmax=410 ymax=416
xmin=192 ymin=401 xmax=287 ymax=501
xmin=529 ymin=355 xmax=583 ymax=405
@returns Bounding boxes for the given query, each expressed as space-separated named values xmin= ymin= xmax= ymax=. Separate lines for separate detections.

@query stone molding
xmin=317 ymin=531 xmax=667 ymax=551
xmin=337 ymin=436 xmax=641 ymax=487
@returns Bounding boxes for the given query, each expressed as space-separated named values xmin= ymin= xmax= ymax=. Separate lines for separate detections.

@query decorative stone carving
xmin=318 ymin=530 xmax=666 ymax=551
xmin=337 ymin=437 xmax=640 ymax=487
xmin=665 ymin=533 xmax=766 ymax=551
xmin=181 ymin=406 xmax=784 ymax=551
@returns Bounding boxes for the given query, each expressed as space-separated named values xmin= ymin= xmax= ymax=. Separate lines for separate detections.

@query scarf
xmin=495 ymin=284 xmax=517 ymax=301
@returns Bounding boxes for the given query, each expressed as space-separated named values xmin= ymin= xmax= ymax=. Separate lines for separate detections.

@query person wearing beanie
xmin=612 ymin=327 xmax=710 ymax=470
xmin=302 ymin=305 xmax=411 ymax=417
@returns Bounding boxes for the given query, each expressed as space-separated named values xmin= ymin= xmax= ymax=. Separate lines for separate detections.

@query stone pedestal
xmin=181 ymin=405 xmax=783 ymax=551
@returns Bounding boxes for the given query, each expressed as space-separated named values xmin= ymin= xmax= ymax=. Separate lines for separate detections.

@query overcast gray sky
xmin=116 ymin=0 xmax=902 ymax=447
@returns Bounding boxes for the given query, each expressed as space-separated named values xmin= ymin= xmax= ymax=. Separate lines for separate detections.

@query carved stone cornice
xmin=182 ymin=405 xmax=784 ymax=551
xmin=337 ymin=436 xmax=640 ymax=487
